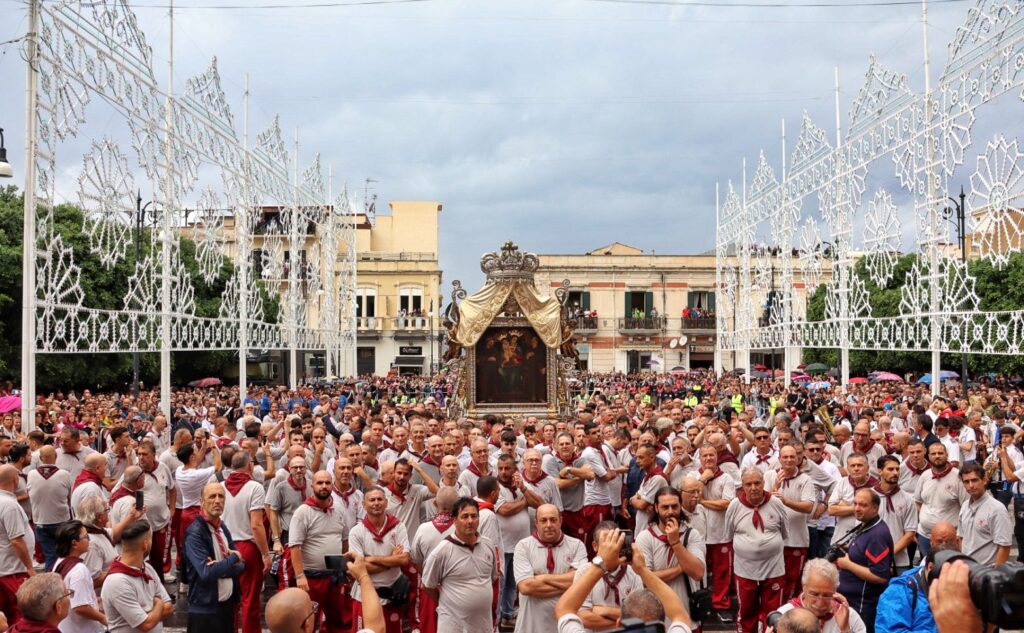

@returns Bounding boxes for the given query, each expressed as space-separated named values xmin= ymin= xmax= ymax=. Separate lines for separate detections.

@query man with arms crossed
xmin=514 ymin=504 xmax=588 ymax=633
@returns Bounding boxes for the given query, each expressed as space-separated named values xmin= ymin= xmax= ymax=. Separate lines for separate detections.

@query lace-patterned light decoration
xmin=899 ymin=260 xmax=929 ymax=316
xmin=969 ymin=135 xmax=1024 ymax=267
xmin=261 ymin=233 xmax=285 ymax=282
xmin=863 ymin=189 xmax=902 ymax=285
xmin=941 ymin=258 xmax=981 ymax=313
xmin=184 ymin=57 xmax=235 ymax=136
xmin=799 ymin=218 xmax=824 ymax=292
xmin=194 ymin=188 xmax=225 ymax=284
xmin=219 ymin=270 xmax=264 ymax=322
xmin=38 ymin=234 xmax=85 ymax=311
xmin=77 ymin=139 xmax=136 ymax=268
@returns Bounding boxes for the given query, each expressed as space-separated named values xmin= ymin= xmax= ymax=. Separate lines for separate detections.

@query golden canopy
xmin=451 ymin=279 xmax=563 ymax=349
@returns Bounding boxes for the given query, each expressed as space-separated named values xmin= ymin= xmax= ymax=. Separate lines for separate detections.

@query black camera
xmin=619 ymin=529 xmax=633 ymax=563
xmin=824 ymin=544 xmax=847 ymax=563
xmin=929 ymin=550 xmax=1024 ymax=629
xmin=766 ymin=611 xmax=783 ymax=628
xmin=612 ymin=619 xmax=665 ymax=633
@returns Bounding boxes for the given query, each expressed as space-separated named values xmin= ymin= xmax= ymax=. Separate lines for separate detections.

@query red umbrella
xmin=192 ymin=377 xmax=222 ymax=387
xmin=754 ymin=364 xmax=769 ymax=371
xmin=848 ymin=377 xmax=869 ymax=384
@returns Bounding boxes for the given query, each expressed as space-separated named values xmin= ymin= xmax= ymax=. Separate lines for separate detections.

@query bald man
xmin=267 ymin=554 xmax=384 ymax=633
xmin=108 ymin=466 xmax=147 ymax=534
xmin=775 ymin=606 xmax=821 ymax=633
xmin=70 ymin=453 xmax=109 ymax=514
xmin=513 ymin=504 xmax=587 ymax=633
xmin=183 ymin=483 xmax=244 ymax=633
xmin=410 ymin=487 xmax=458 ymax=633
xmin=0 ymin=464 xmax=35 ymax=623
xmin=27 ymin=446 xmax=72 ymax=571
xmin=930 ymin=521 xmax=958 ymax=552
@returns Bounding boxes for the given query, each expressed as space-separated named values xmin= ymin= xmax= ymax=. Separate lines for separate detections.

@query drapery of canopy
xmin=452 ymin=279 xmax=563 ymax=349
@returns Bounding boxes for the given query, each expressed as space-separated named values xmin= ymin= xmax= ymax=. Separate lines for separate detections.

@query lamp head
xmin=0 ymin=129 xmax=12 ymax=179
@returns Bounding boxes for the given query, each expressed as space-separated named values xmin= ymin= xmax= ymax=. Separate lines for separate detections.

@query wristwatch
xmin=592 ymin=555 xmax=608 ymax=572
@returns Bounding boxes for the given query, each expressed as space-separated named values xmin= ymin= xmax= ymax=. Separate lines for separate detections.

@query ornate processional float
xmin=442 ymin=241 xmax=579 ymax=421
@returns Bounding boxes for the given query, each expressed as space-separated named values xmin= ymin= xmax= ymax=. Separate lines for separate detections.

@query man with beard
xmin=636 ymin=487 xmax=707 ymax=628
xmin=873 ymin=455 xmax=918 ymax=575
xmin=914 ymin=442 xmax=968 ymax=559
xmin=410 ymin=488 xmax=458 ymax=633
xmin=835 ymin=489 xmax=893 ymax=633
xmin=724 ymin=468 xmax=789 ymax=633
xmin=763 ymin=445 xmax=815 ymax=601
xmin=774 ymin=558 xmax=866 ymax=633
xmin=828 ymin=454 xmax=878 ymax=542
xmin=629 ymin=444 xmax=667 ymax=535
xmin=267 ymin=456 xmax=311 ymax=588
xmin=513 ymin=504 xmax=587 ymax=633
xmin=841 ymin=422 xmax=887 ymax=477
xmin=695 ymin=443 xmax=736 ymax=622
xmin=348 ymin=487 xmax=410 ymax=633
xmin=101 ymin=521 xmax=174 ymax=633
xmin=289 ymin=471 xmax=348 ymax=633
xmin=574 ymin=521 xmax=644 ymax=631
xmin=421 ymin=497 xmax=499 ymax=633
xmin=496 ymin=453 xmax=541 ymax=629
xmin=182 ymin=483 xmax=245 ymax=633
xmin=542 ymin=432 xmax=594 ymax=542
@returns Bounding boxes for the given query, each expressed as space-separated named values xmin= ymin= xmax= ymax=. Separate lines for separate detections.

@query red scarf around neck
xmin=642 ymin=466 xmax=665 ymax=486
xmin=590 ymin=442 xmax=610 ymax=468
xmin=717 ymin=451 xmax=739 ymax=466
xmin=737 ymin=491 xmax=770 ymax=532
xmin=431 ymin=511 xmax=453 ymax=532
xmin=108 ymin=485 xmax=135 ymax=507
xmin=904 ymin=459 xmax=928 ymax=476
xmin=476 ymin=498 xmax=495 ymax=512
xmin=54 ymin=556 xmax=83 ymax=579
xmin=521 ymin=469 xmax=548 ymax=485
xmin=467 ymin=462 xmax=488 ymax=477
xmin=848 ymin=475 xmax=879 ymax=491
xmin=224 ymin=472 xmax=252 ymax=496
xmin=84 ymin=524 xmax=112 ymax=545
xmin=498 ymin=479 xmax=519 ymax=499
xmin=6 ymin=618 xmax=62 ymax=633
xmin=107 ymin=558 xmax=153 ymax=583
xmin=72 ymin=469 xmax=103 ymax=491
xmin=287 ymin=476 xmax=306 ymax=493
xmin=421 ymin=454 xmax=441 ymax=467
xmin=362 ymin=514 xmax=401 ymax=543
xmin=444 ymin=534 xmax=478 ymax=552
xmin=775 ymin=468 xmax=798 ymax=489
xmin=386 ymin=482 xmax=408 ymax=503
xmin=647 ymin=525 xmax=676 ymax=565
xmin=603 ymin=565 xmax=629 ymax=605
xmin=303 ymin=495 xmax=334 ymax=514
xmin=931 ymin=463 xmax=954 ymax=480
xmin=335 ymin=486 xmax=357 ymax=507
xmin=531 ymin=530 xmax=564 ymax=573
xmin=872 ymin=482 xmax=901 ymax=512
xmin=36 ymin=465 xmax=60 ymax=480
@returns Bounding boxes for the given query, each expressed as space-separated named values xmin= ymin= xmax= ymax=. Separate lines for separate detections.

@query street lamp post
xmin=941 ymin=186 xmax=969 ymax=399
xmin=133 ymin=191 xmax=158 ymax=399
xmin=0 ymin=128 xmax=12 ymax=179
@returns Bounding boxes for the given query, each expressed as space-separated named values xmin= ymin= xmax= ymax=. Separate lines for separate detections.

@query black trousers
xmin=186 ymin=600 xmax=235 ymax=633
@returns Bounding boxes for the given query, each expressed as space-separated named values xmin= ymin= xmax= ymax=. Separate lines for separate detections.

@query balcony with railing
xmin=393 ymin=316 xmax=432 ymax=338
xmin=573 ymin=316 xmax=599 ymax=335
xmin=617 ymin=316 xmax=666 ymax=335
xmin=356 ymin=316 xmax=382 ymax=334
xmin=682 ymin=316 xmax=716 ymax=331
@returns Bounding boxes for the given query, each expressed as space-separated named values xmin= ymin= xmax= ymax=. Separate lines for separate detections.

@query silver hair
xmin=123 ymin=465 xmax=144 ymax=485
xmin=801 ymin=557 xmax=840 ymax=588
xmin=77 ymin=495 xmax=108 ymax=527
xmin=17 ymin=572 xmax=65 ymax=621
xmin=621 ymin=588 xmax=665 ymax=622
xmin=740 ymin=467 xmax=764 ymax=481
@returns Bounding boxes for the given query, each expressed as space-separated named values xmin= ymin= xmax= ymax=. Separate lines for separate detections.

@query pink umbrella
xmin=872 ymin=372 xmax=903 ymax=382
xmin=191 ymin=377 xmax=222 ymax=387
xmin=848 ymin=377 xmax=869 ymax=384
xmin=792 ymin=374 xmax=811 ymax=382
xmin=0 ymin=395 xmax=20 ymax=413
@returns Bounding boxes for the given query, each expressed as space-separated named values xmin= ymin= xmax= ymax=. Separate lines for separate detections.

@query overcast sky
xmin=0 ymin=0 xmax=987 ymax=293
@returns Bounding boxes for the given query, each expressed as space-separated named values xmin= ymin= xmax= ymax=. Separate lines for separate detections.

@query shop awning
xmin=393 ymin=356 xmax=425 ymax=367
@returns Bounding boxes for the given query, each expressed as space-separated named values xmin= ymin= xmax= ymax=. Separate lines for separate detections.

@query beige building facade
xmin=535 ymin=243 xmax=823 ymax=374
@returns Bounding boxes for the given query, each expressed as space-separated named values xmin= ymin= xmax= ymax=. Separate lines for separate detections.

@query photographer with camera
xmin=555 ymin=529 xmax=693 ymax=633
xmin=875 ymin=543 xmax=960 ymax=633
xmin=834 ymin=489 xmax=893 ymax=633
xmin=573 ymin=521 xmax=643 ymax=631
xmin=773 ymin=558 xmax=866 ymax=633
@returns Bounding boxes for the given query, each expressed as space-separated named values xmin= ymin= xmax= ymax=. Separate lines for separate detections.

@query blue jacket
xmin=183 ymin=515 xmax=245 ymax=614
xmin=875 ymin=567 xmax=937 ymax=633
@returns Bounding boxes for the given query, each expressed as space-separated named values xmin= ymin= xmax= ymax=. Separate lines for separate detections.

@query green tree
xmin=803 ymin=251 xmax=1024 ymax=376
xmin=0 ymin=185 xmax=279 ymax=391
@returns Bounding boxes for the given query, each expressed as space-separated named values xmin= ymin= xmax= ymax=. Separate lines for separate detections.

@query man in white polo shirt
xmin=873 ymin=455 xmax=918 ymax=575
xmin=574 ymin=521 xmax=643 ymax=630
xmin=629 ymin=444 xmax=667 ymax=535
xmin=101 ymin=520 xmax=174 ymax=633
xmin=221 ymin=452 xmax=270 ymax=633
xmin=957 ymin=463 xmax=1012 ymax=566
xmin=137 ymin=440 xmax=175 ymax=583
xmin=915 ymin=442 xmax=968 ymax=559
xmin=348 ymin=486 xmax=410 ymax=633
xmin=27 ymin=446 xmax=71 ymax=572
xmin=513 ymin=503 xmax=588 ymax=633
xmin=495 ymin=453 xmax=540 ymax=629
xmin=421 ymin=496 xmax=498 ymax=633
xmin=70 ymin=453 xmax=109 ymax=515
xmin=289 ymin=470 xmax=348 ymax=633
xmin=763 ymin=444 xmax=814 ymax=601
xmin=0 ymin=464 xmax=35 ymax=623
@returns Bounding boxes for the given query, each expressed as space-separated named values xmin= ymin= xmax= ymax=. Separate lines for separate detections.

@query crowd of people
xmin=0 ymin=369 xmax=1020 ymax=633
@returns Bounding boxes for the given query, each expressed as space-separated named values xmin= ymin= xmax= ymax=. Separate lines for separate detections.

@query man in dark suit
xmin=183 ymin=482 xmax=246 ymax=633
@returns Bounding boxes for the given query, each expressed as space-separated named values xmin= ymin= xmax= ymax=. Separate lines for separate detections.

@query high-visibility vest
xmin=770 ymin=396 xmax=782 ymax=416
xmin=684 ymin=395 xmax=698 ymax=408
xmin=731 ymin=394 xmax=744 ymax=413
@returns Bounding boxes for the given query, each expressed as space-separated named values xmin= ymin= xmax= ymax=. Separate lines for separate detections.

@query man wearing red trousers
xmin=542 ymin=432 xmax=593 ymax=543
xmin=695 ymin=443 xmax=735 ymax=624
xmin=410 ymin=487 xmax=459 ymax=633
xmin=290 ymin=470 xmax=349 ymax=633
xmin=137 ymin=440 xmax=175 ymax=584
xmin=762 ymin=444 xmax=814 ymax=601
xmin=349 ymin=486 xmax=410 ymax=633
xmin=724 ymin=468 xmax=789 ymax=633
xmin=222 ymin=452 xmax=271 ymax=633
xmin=578 ymin=423 xmax=628 ymax=557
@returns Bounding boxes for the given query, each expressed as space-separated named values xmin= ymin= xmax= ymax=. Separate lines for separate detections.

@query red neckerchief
xmin=531 ymin=529 xmax=564 ymax=573
xmin=444 ymin=534 xmax=477 ymax=552
xmin=642 ymin=465 xmax=665 ymax=487
xmin=303 ymin=495 xmax=334 ymax=514
xmin=202 ymin=514 xmax=229 ymax=558
xmin=142 ymin=464 xmax=160 ymax=481
xmin=84 ymin=524 xmax=112 ymax=546
xmin=706 ymin=467 xmax=725 ymax=481
xmin=590 ymin=442 xmax=610 ymax=468
xmin=334 ymin=486 xmax=357 ymax=507
xmin=717 ymin=451 xmax=739 ymax=466
xmin=431 ymin=511 xmax=453 ymax=532
xmin=904 ymin=459 xmax=928 ymax=476
xmin=873 ymin=483 xmax=900 ymax=512
xmin=467 ymin=462 xmax=488 ymax=478
xmin=72 ymin=469 xmax=103 ymax=491
xmin=362 ymin=514 xmax=402 ymax=543
xmin=54 ymin=556 xmax=83 ymax=579
xmin=755 ymin=452 xmax=772 ymax=465
xmin=856 ymin=439 xmax=877 ymax=454
xmin=224 ymin=472 xmax=252 ymax=496
xmin=775 ymin=468 xmax=798 ymax=490
xmin=421 ymin=454 xmax=441 ymax=467
xmin=366 ymin=458 xmax=379 ymax=471
xmin=386 ymin=482 xmax=408 ymax=503
xmin=108 ymin=485 xmax=134 ymax=507
xmin=36 ymin=465 xmax=60 ymax=480
xmin=848 ymin=475 xmax=879 ymax=491
xmin=498 ymin=479 xmax=519 ymax=499
xmin=476 ymin=498 xmax=495 ymax=512
xmin=489 ymin=438 xmax=502 ymax=449
xmin=62 ymin=450 xmax=81 ymax=461
xmin=737 ymin=491 xmax=770 ymax=532
xmin=647 ymin=525 xmax=676 ymax=565
xmin=287 ymin=476 xmax=306 ymax=493
xmin=602 ymin=565 xmax=629 ymax=604
xmin=791 ymin=595 xmax=834 ymax=623
xmin=215 ymin=437 xmax=233 ymax=450
xmin=5 ymin=618 xmax=62 ymax=633
xmin=521 ymin=469 xmax=548 ymax=485
xmin=107 ymin=558 xmax=154 ymax=583
xmin=931 ymin=463 xmax=954 ymax=480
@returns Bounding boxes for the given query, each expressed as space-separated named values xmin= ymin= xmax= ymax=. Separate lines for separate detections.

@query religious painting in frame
xmin=474 ymin=325 xmax=548 ymax=404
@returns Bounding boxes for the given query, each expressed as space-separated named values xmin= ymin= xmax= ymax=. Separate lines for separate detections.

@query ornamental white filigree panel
xmin=77 ymin=139 xmax=136 ymax=269
xmin=717 ymin=0 xmax=1024 ymax=360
